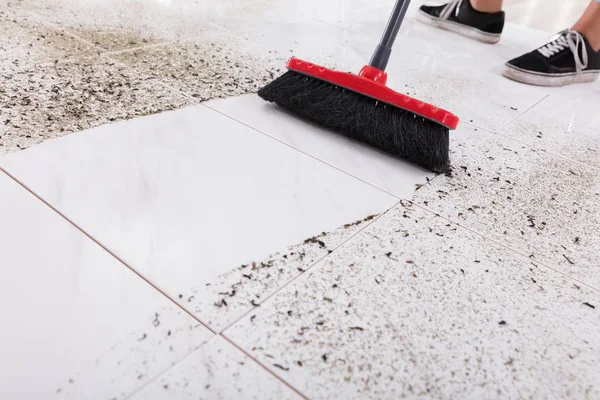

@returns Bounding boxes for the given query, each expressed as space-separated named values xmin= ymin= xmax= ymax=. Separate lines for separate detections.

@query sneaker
xmin=417 ymin=0 xmax=505 ymax=44
xmin=503 ymin=29 xmax=600 ymax=86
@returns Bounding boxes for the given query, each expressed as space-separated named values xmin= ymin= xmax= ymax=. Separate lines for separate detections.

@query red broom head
xmin=286 ymin=57 xmax=459 ymax=130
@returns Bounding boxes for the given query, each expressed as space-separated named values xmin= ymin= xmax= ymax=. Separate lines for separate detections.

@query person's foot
xmin=503 ymin=29 xmax=600 ymax=86
xmin=417 ymin=0 xmax=505 ymax=44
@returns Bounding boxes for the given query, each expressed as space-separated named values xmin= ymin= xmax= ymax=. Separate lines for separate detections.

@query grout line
xmin=0 ymin=167 xmax=217 ymax=335
xmin=99 ymin=40 xmax=185 ymax=56
xmin=202 ymin=103 xmax=405 ymax=200
xmin=219 ymin=201 xmax=402 ymax=334
xmin=408 ymin=199 xmax=600 ymax=293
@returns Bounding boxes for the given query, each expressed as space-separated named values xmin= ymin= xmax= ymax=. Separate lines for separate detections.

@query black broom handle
xmin=369 ymin=0 xmax=411 ymax=71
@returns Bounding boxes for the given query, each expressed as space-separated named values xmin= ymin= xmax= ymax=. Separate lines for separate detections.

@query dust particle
xmin=273 ymin=364 xmax=289 ymax=371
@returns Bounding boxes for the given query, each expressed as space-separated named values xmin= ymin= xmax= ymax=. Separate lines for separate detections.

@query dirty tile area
xmin=499 ymin=95 xmax=600 ymax=169
xmin=0 ymin=57 xmax=190 ymax=155
xmin=131 ymin=335 xmax=301 ymax=400
xmin=112 ymin=39 xmax=284 ymax=101
xmin=0 ymin=171 xmax=212 ymax=400
xmin=5 ymin=0 xmax=223 ymax=51
xmin=190 ymin=214 xmax=379 ymax=332
xmin=413 ymin=134 xmax=600 ymax=289
xmin=225 ymin=202 xmax=600 ymax=399
xmin=0 ymin=9 xmax=94 ymax=72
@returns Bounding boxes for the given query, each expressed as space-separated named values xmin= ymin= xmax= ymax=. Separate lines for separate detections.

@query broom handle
xmin=369 ymin=0 xmax=411 ymax=71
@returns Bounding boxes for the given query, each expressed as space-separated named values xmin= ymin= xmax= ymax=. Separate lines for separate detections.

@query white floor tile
xmin=225 ymin=201 xmax=600 ymax=399
xmin=0 ymin=105 xmax=397 ymax=330
xmin=500 ymin=95 xmax=600 ymax=170
xmin=130 ymin=336 xmax=301 ymax=400
xmin=0 ymin=171 xmax=212 ymax=400
xmin=412 ymin=134 xmax=600 ymax=289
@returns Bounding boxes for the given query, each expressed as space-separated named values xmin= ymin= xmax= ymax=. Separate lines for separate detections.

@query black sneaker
xmin=503 ymin=29 xmax=600 ymax=86
xmin=417 ymin=0 xmax=505 ymax=44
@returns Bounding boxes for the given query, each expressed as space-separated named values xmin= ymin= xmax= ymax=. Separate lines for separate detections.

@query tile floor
xmin=1 ymin=0 xmax=599 ymax=399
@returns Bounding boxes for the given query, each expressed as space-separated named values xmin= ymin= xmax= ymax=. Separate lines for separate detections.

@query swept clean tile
xmin=412 ymin=134 xmax=600 ymax=288
xmin=130 ymin=336 xmax=301 ymax=400
xmin=225 ymin=201 xmax=600 ymax=399
xmin=0 ymin=171 xmax=212 ymax=400
xmin=0 ymin=104 xmax=397 ymax=330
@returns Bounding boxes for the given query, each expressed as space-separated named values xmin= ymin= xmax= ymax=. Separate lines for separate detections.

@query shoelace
xmin=537 ymin=29 xmax=589 ymax=73
xmin=440 ymin=0 xmax=464 ymax=20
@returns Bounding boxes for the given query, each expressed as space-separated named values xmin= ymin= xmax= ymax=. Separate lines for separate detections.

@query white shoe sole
xmin=416 ymin=9 xmax=501 ymax=44
xmin=502 ymin=64 xmax=600 ymax=87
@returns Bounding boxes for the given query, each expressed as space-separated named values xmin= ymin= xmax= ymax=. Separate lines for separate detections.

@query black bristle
xmin=258 ymin=71 xmax=450 ymax=173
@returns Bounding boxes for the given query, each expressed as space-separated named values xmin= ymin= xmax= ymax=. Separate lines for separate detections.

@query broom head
xmin=258 ymin=57 xmax=459 ymax=173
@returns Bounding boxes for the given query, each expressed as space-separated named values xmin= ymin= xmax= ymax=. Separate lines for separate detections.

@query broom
xmin=258 ymin=0 xmax=459 ymax=173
